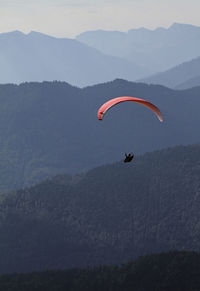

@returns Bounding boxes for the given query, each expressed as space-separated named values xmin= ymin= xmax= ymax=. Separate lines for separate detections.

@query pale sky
xmin=0 ymin=0 xmax=200 ymax=38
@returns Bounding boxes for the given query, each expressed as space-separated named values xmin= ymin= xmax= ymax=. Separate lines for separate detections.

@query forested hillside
xmin=0 ymin=80 xmax=200 ymax=191
xmin=0 ymin=251 xmax=199 ymax=291
xmin=0 ymin=145 xmax=199 ymax=273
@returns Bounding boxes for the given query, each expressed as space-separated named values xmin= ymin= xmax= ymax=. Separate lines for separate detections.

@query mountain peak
xmin=0 ymin=30 xmax=25 ymax=37
xmin=169 ymin=22 xmax=200 ymax=31
xmin=27 ymin=30 xmax=56 ymax=39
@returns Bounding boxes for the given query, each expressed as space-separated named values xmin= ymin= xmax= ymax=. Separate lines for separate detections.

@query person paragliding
xmin=124 ymin=153 xmax=134 ymax=163
xmin=97 ymin=96 xmax=163 ymax=163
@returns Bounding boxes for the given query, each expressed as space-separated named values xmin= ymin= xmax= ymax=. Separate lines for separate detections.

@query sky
xmin=0 ymin=0 xmax=200 ymax=38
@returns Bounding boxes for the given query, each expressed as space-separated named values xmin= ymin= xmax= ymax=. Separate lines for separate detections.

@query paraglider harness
xmin=124 ymin=153 xmax=134 ymax=163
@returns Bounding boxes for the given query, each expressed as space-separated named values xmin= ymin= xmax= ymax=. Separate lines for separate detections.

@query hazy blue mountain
xmin=0 ymin=30 xmax=145 ymax=86
xmin=0 ymin=251 xmax=199 ymax=290
xmin=76 ymin=23 xmax=200 ymax=73
xmin=0 ymin=80 xmax=200 ymax=191
xmin=0 ymin=145 xmax=200 ymax=273
xmin=140 ymin=56 xmax=200 ymax=88
xmin=175 ymin=75 xmax=200 ymax=89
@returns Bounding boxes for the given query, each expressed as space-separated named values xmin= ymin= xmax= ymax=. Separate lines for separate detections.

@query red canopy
xmin=97 ymin=96 xmax=163 ymax=122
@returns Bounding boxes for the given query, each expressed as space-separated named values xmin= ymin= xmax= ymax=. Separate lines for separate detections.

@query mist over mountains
xmin=0 ymin=30 xmax=145 ymax=87
xmin=77 ymin=23 xmax=200 ymax=74
xmin=140 ymin=56 xmax=200 ymax=89
xmin=1 ymin=23 xmax=200 ymax=87
xmin=0 ymin=80 xmax=200 ymax=191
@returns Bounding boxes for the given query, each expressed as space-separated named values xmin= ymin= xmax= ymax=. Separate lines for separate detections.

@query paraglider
xmin=97 ymin=96 xmax=163 ymax=163
xmin=124 ymin=153 xmax=134 ymax=163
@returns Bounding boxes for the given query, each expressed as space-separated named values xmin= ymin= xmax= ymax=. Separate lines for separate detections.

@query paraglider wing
xmin=97 ymin=96 xmax=163 ymax=122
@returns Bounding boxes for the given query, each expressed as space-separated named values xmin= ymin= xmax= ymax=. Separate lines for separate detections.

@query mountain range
xmin=0 ymin=30 xmax=145 ymax=87
xmin=0 ymin=144 xmax=200 ymax=274
xmin=0 ymin=80 xmax=200 ymax=191
xmin=1 ymin=23 xmax=200 ymax=87
xmin=140 ymin=56 xmax=200 ymax=89
xmin=0 ymin=22 xmax=200 ymax=286
xmin=76 ymin=23 xmax=200 ymax=74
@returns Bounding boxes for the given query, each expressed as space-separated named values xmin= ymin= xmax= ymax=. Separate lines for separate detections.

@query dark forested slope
xmin=0 ymin=251 xmax=200 ymax=291
xmin=0 ymin=145 xmax=200 ymax=273
xmin=0 ymin=80 xmax=200 ymax=191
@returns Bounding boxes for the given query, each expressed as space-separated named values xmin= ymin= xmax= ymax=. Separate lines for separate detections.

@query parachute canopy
xmin=97 ymin=96 xmax=163 ymax=122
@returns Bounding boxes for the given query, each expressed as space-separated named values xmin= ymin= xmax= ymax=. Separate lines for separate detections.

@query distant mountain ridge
xmin=1 ymin=23 xmax=200 ymax=86
xmin=175 ymin=75 xmax=200 ymax=90
xmin=76 ymin=23 xmax=200 ymax=73
xmin=140 ymin=56 xmax=200 ymax=88
xmin=0 ymin=30 xmax=145 ymax=86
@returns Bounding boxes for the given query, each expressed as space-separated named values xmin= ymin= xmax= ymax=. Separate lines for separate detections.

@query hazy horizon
xmin=1 ymin=22 xmax=200 ymax=40
xmin=0 ymin=0 xmax=200 ymax=38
